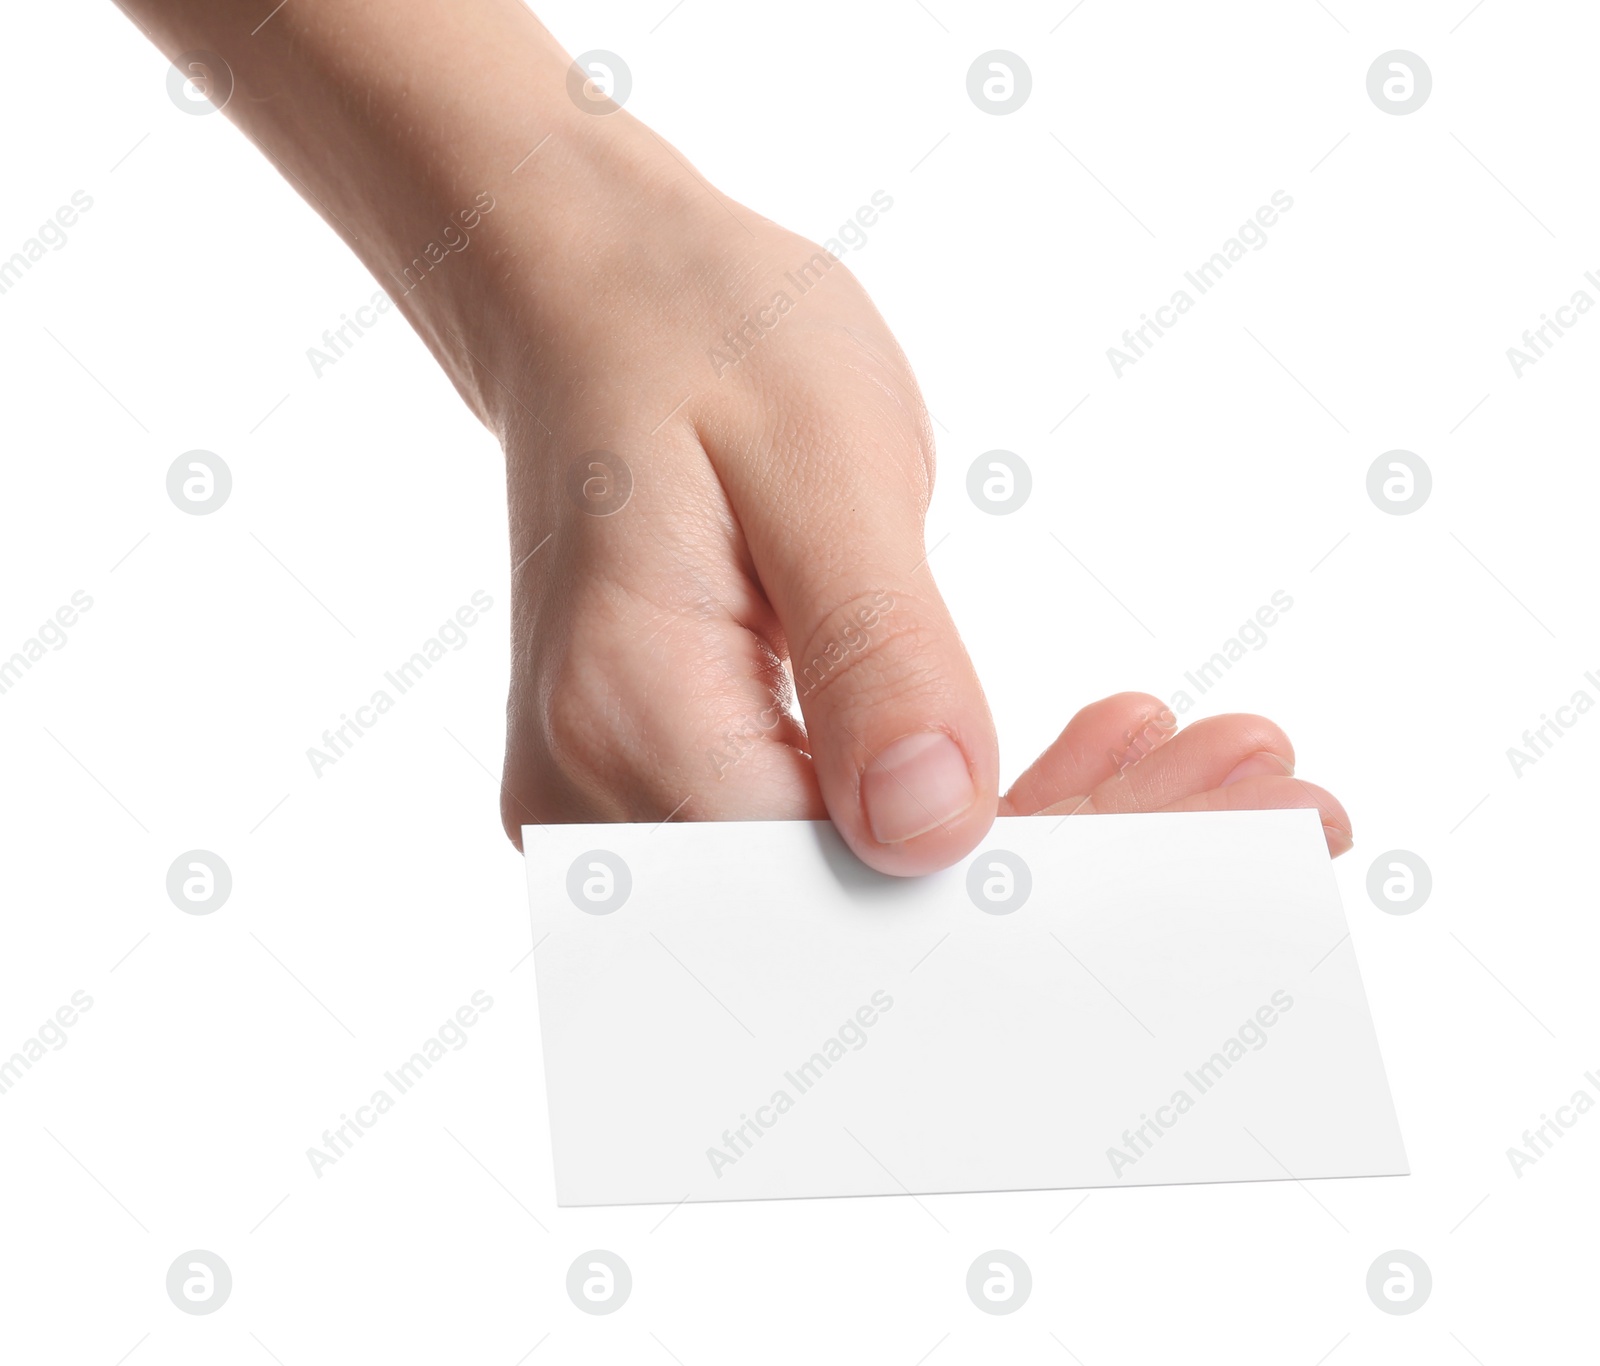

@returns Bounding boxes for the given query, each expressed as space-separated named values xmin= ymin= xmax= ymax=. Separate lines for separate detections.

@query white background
xmin=1 ymin=0 xmax=1594 ymax=1361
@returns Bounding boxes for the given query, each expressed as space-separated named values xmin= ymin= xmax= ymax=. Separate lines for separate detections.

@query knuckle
xmin=540 ymin=659 xmax=610 ymax=784
xmin=512 ymin=645 xmax=633 ymax=821
xmin=1220 ymin=713 xmax=1293 ymax=759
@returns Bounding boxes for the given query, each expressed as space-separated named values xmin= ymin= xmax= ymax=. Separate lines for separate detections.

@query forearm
xmin=113 ymin=0 xmax=688 ymax=432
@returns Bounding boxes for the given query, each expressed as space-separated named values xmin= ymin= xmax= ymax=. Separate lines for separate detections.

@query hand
xmin=997 ymin=694 xmax=1352 ymax=856
xmin=483 ymin=137 xmax=1351 ymax=868
xmin=489 ymin=141 xmax=998 ymax=874
xmin=115 ymin=1 xmax=1352 ymax=873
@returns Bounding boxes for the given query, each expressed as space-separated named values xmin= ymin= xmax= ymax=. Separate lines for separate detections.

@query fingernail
xmin=1220 ymin=751 xmax=1294 ymax=787
xmin=1323 ymin=823 xmax=1353 ymax=857
xmin=863 ymin=732 xmax=975 ymax=844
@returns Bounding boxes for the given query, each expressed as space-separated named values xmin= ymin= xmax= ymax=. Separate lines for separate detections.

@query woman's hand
xmin=476 ymin=139 xmax=1350 ymax=868
xmin=997 ymin=694 xmax=1351 ymax=856
xmin=117 ymin=0 xmax=1352 ymax=872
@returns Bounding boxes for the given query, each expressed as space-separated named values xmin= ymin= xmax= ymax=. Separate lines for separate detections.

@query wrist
xmin=435 ymin=122 xmax=760 ymax=442
xmin=121 ymin=0 xmax=714 ymax=432
xmin=418 ymin=113 xmax=709 ymax=434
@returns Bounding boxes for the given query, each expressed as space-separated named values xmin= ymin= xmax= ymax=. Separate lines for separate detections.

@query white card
xmin=523 ymin=808 xmax=1406 ymax=1205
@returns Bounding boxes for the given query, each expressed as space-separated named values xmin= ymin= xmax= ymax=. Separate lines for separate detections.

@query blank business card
xmin=523 ymin=808 xmax=1406 ymax=1206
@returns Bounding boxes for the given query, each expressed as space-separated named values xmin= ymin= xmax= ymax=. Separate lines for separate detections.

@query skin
xmin=117 ymin=0 xmax=1352 ymax=873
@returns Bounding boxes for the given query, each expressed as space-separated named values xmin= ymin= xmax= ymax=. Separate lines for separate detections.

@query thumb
xmin=786 ymin=574 xmax=999 ymax=874
xmin=712 ymin=398 xmax=999 ymax=875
